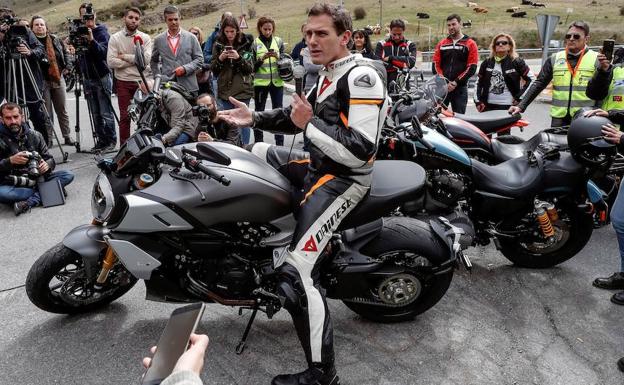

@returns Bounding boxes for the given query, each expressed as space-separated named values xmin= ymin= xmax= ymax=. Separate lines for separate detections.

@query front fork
xmin=94 ymin=246 xmax=118 ymax=289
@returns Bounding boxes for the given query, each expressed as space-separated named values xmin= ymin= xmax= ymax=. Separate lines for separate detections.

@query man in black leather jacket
xmin=0 ymin=102 xmax=74 ymax=215
xmin=0 ymin=8 xmax=54 ymax=145
xmin=219 ymin=4 xmax=388 ymax=385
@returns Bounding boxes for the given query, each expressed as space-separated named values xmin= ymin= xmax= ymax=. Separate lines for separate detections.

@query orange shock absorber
xmin=545 ymin=203 xmax=559 ymax=222
xmin=96 ymin=247 xmax=117 ymax=286
xmin=536 ymin=208 xmax=555 ymax=238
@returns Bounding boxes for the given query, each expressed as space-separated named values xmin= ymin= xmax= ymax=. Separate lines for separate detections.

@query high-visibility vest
xmin=602 ymin=65 xmax=624 ymax=112
xmin=254 ymin=37 xmax=284 ymax=87
xmin=551 ymin=49 xmax=599 ymax=118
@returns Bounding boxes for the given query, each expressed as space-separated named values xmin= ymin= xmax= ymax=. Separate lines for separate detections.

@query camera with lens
xmin=67 ymin=18 xmax=90 ymax=50
xmin=24 ymin=151 xmax=42 ymax=178
xmin=192 ymin=105 xmax=216 ymax=123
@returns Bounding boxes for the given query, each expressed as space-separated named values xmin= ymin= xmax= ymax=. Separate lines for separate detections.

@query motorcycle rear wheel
xmin=26 ymin=243 xmax=137 ymax=314
xmin=342 ymin=217 xmax=453 ymax=323
xmin=498 ymin=205 xmax=593 ymax=268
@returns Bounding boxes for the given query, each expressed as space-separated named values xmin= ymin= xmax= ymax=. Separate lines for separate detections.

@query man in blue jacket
xmin=68 ymin=3 xmax=116 ymax=153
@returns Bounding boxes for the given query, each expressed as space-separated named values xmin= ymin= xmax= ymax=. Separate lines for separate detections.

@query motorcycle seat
xmin=471 ymin=157 xmax=543 ymax=198
xmin=339 ymin=160 xmax=426 ymax=229
xmin=453 ymin=111 xmax=521 ymax=135
xmin=491 ymin=132 xmax=569 ymax=162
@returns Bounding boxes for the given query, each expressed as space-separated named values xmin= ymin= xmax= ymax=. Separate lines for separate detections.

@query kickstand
xmin=236 ymin=305 xmax=259 ymax=355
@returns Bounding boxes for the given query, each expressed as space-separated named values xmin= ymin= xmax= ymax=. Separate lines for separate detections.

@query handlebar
xmin=181 ymin=148 xmax=231 ymax=186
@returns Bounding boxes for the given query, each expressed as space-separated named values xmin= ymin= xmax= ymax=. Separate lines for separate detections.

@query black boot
xmin=611 ymin=291 xmax=624 ymax=305
xmin=618 ymin=357 xmax=624 ymax=372
xmin=593 ymin=272 xmax=624 ymax=290
xmin=271 ymin=364 xmax=339 ymax=385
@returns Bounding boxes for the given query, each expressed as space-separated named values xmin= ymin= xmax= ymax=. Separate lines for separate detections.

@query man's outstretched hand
xmin=217 ymin=97 xmax=253 ymax=128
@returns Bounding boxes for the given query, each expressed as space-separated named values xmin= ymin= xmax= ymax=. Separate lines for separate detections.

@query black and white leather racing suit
xmin=251 ymin=53 xmax=388 ymax=377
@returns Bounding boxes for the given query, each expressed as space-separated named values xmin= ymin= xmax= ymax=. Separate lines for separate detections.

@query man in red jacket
xmin=432 ymin=14 xmax=479 ymax=114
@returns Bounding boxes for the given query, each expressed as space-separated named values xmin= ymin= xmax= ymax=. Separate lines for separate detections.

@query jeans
xmin=173 ymin=132 xmax=192 ymax=146
xmin=444 ymin=86 xmax=468 ymax=114
xmin=221 ymin=98 xmax=250 ymax=145
xmin=610 ymin=178 xmax=624 ymax=272
xmin=115 ymin=79 xmax=139 ymax=145
xmin=0 ymin=170 xmax=74 ymax=207
xmin=212 ymin=76 xmax=221 ymax=109
xmin=254 ymin=85 xmax=284 ymax=146
xmin=84 ymin=74 xmax=117 ymax=146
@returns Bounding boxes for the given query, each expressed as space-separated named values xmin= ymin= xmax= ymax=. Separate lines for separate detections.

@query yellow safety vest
xmin=254 ymin=37 xmax=284 ymax=87
xmin=602 ymin=65 xmax=624 ymax=112
xmin=551 ymin=49 xmax=598 ymax=118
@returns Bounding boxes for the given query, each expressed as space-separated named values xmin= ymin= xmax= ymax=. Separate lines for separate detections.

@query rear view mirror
xmin=196 ymin=142 xmax=231 ymax=166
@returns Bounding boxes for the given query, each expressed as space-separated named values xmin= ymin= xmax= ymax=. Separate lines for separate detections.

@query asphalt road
xmin=0 ymin=93 xmax=623 ymax=385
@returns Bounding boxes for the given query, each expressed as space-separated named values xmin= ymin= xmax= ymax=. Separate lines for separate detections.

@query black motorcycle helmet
xmin=568 ymin=112 xmax=617 ymax=168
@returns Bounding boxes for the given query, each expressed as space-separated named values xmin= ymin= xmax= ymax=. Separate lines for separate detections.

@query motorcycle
xmin=378 ymin=81 xmax=613 ymax=268
xmin=25 ymin=68 xmax=463 ymax=349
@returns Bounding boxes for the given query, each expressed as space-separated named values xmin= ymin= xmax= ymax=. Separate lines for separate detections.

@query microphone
xmin=133 ymin=35 xmax=144 ymax=46
xmin=293 ymin=65 xmax=306 ymax=97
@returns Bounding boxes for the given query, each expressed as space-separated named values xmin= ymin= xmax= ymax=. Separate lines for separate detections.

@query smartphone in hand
xmin=603 ymin=39 xmax=615 ymax=61
xmin=225 ymin=45 xmax=234 ymax=51
xmin=141 ymin=303 xmax=206 ymax=385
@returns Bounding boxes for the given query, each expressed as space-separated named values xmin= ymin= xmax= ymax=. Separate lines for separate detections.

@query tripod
xmin=1 ymin=47 xmax=69 ymax=163
xmin=71 ymin=49 xmax=121 ymax=153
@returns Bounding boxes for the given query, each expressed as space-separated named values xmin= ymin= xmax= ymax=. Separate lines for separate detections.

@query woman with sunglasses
xmin=475 ymin=33 xmax=534 ymax=133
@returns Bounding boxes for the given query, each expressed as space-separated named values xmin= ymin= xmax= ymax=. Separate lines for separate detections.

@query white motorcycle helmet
xmin=277 ymin=53 xmax=295 ymax=82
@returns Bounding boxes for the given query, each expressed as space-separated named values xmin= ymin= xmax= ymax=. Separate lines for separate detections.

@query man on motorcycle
xmin=510 ymin=21 xmax=601 ymax=127
xmin=218 ymin=4 xmax=388 ymax=385
xmin=0 ymin=102 xmax=74 ymax=215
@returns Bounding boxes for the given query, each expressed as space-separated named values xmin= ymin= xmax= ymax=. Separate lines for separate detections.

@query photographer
xmin=0 ymin=102 xmax=74 ymax=216
xmin=0 ymin=8 xmax=54 ymax=146
xmin=195 ymin=93 xmax=240 ymax=145
xmin=68 ymin=3 xmax=116 ymax=153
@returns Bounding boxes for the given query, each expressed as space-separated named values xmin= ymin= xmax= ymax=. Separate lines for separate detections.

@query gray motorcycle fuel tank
xmin=118 ymin=142 xmax=293 ymax=229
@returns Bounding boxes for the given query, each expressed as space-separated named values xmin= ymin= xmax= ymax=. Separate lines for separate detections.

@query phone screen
xmin=225 ymin=46 xmax=233 ymax=51
xmin=141 ymin=303 xmax=205 ymax=385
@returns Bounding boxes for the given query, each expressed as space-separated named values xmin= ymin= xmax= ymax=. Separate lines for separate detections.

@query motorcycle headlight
xmin=91 ymin=173 xmax=115 ymax=222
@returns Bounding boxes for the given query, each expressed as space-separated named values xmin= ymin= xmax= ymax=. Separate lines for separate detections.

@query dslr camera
xmin=23 ymin=151 xmax=42 ymax=178
xmin=192 ymin=104 xmax=216 ymax=123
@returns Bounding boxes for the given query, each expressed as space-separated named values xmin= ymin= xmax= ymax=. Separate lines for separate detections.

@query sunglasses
xmin=495 ymin=41 xmax=509 ymax=46
xmin=565 ymin=33 xmax=583 ymax=40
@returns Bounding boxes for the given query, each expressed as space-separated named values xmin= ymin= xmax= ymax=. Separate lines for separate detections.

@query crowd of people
xmin=1 ymin=2 xmax=624 ymax=383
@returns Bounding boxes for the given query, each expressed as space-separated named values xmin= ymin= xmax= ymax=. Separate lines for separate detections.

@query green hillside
xmin=3 ymin=0 xmax=623 ymax=50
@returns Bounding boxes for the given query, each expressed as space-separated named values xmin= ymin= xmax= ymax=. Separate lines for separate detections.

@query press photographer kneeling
xmin=195 ymin=93 xmax=240 ymax=145
xmin=0 ymin=102 xmax=74 ymax=216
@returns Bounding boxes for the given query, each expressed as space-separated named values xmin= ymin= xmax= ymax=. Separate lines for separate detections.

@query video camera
xmin=67 ymin=18 xmax=90 ymax=50
xmin=1 ymin=12 xmax=30 ymax=56
xmin=67 ymin=3 xmax=95 ymax=50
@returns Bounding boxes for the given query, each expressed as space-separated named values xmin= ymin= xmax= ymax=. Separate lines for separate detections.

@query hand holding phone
xmin=141 ymin=303 xmax=206 ymax=385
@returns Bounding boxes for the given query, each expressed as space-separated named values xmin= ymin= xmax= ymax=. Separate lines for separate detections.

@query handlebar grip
xmin=197 ymin=163 xmax=231 ymax=186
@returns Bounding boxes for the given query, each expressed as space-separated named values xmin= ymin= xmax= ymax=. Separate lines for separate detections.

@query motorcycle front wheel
xmin=498 ymin=204 xmax=593 ymax=268
xmin=342 ymin=217 xmax=453 ymax=323
xmin=26 ymin=243 xmax=137 ymax=314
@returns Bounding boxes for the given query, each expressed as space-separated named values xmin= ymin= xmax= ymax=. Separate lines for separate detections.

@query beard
xmin=126 ymin=24 xmax=138 ymax=32
xmin=8 ymin=123 xmax=22 ymax=135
